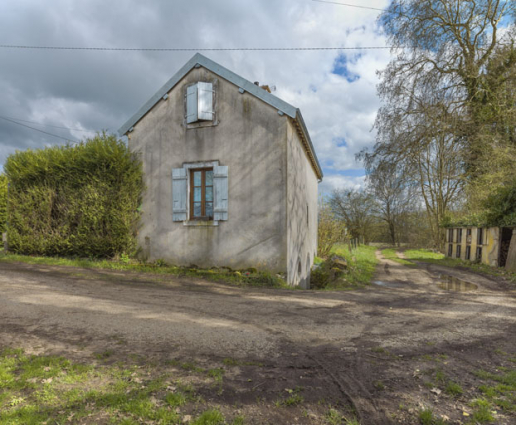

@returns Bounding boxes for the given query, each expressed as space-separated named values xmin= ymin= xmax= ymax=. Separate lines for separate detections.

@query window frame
xmin=189 ymin=167 xmax=214 ymax=221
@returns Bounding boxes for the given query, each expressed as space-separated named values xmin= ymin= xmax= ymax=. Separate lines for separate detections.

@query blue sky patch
xmin=332 ymin=54 xmax=361 ymax=82
xmin=336 ymin=138 xmax=347 ymax=147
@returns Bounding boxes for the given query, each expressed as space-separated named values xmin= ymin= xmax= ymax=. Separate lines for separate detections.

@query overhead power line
xmin=0 ymin=44 xmax=391 ymax=52
xmin=0 ymin=115 xmax=79 ymax=144
xmin=0 ymin=115 xmax=96 ymax=133
xmin=312 ymin=0 xmax=387 ymax=12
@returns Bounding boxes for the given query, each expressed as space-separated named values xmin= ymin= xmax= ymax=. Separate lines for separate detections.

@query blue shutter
xmin=172 ymin=168 xmax=188 ymax=221
xmin=213 ymin=165 xmax=228 ymax=221
xmin=186 ymin=84 xmax=198 ymax=123
xmin=197 ymin=82 xmax=214 ymax=121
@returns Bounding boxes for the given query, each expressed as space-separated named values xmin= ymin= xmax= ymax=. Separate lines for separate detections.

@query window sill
xmin=183 ymin=220 xmax=219 ymax=227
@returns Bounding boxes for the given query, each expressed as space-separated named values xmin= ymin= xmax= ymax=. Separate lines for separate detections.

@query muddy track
xmin=1 ymin=256 xmax=516 ymax=424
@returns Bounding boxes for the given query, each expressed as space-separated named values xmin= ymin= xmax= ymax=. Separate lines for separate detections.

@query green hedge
xmin=0 ymin=174 xmax=7 ymax=234
xmin=4 ymin=133 xmax=143 ymax=257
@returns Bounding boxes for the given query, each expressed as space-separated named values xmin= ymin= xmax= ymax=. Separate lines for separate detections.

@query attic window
xmin=186 ymin=82 xmax=214 ymax=124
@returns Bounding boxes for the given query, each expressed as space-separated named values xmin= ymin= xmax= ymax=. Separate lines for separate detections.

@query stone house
xmin=118 ymin=53 xmax=323 ymax=287
xmin=445 ymin=226 xmax=516 ymax=270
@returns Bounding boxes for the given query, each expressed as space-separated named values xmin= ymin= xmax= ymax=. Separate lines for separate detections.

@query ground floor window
xmin=448 ymin=244 xmax=453 ymax=257
xmin=456 ymin=244 xmax=461 ymax=259
xmin=172 ymin=162 xmax=228 ymax=223
xmin=190 ymin=168 xmax=214 ymax=220
xmin=465 ymin=245 xmax=471 ymax=260
xmin=476 ymin=247 xmax=482 ymax=261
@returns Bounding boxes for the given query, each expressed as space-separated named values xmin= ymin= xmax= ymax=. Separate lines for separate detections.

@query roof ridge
xmin=118 ymin=53 xmax=322 ymax=179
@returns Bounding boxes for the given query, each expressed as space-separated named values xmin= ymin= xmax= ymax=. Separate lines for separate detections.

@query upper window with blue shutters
xmin=186 ymin=82 xmax=214 ymax=125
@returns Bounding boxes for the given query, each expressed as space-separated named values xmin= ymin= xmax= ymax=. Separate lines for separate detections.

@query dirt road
xmin=1 ymin=253 xmax=516 ymax=424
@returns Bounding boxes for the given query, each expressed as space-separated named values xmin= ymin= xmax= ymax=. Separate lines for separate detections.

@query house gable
xmin=118 ymin=53 xmax=323 ymax=180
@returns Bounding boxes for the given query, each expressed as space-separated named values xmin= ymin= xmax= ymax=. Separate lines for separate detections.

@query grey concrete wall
xmin=286 ymin=121 xmax=319 ymax=287
xmin=128 ymin=67 xmax=289 ymax=272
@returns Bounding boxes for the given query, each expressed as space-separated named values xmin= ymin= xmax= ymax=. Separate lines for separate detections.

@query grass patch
xmin=332 ymin=244 xmax=378 ymax=286
xmin=207 ymin=368 xmax=224 ymax=383
xmin=381 ymin=248 xmax=416 ymax=266
xmin=404 ymin=249 xmax=516 ymax=283
xmin=222 ymin=358 xmax=263 ymax=367
xmin=0 ymin=250 xmax=287 ymax=288
xmin=418 ymin=407 xmax=448 ymax=424
xmin=0 ymin=347 xmax=238 ymax=425
xmin=276 ymin=387 xmax=304 ymax=407
xmin=404 ymin=249 xmax=445 ymax=261
xmin=445 ymin=381 xmax=463 ymax=397
xmin=325 ymin=408 xmax=343 ymax=424
xmin=312 ymin=244 xmax=379 ymax=290
xmin=469 ymin=399 xmax=495 ymax=423
xmin=192 ymin=409 xmax=225 ymax=424
xmin=474 ymin=368 xmax=516 ymax=412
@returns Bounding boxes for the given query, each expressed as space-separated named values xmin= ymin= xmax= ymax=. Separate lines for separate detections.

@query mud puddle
xmin=438 ymin=274 xmax=478 ymax=292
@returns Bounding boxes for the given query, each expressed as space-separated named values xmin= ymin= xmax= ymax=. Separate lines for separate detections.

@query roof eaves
xmin=294 ymin=109 xmax=323 ymax=180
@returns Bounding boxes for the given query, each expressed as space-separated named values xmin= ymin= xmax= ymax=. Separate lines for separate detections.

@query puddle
xmin=373 ymin=280 xmax=403 ymax=288
xmin=438 ymin=275 xmax=478 ymax=292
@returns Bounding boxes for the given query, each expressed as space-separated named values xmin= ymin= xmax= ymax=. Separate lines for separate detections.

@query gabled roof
xmin=118 ymin=53 xmax=323 ymax=180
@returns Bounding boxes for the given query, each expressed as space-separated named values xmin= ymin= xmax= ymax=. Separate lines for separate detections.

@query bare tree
xmin=366 ymin=162 xmax=414 ymax=246
xmin=365 ymin=1 xmax=514 ymax=247
xmin=329 ymin=189 xmax=377 ymax=244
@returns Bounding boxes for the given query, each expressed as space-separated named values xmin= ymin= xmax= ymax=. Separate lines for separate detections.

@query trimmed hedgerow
xmin=0 ymin=174 xmax=7 ymax=234
xmin=4 ymin=133 xmax=143 ymax=258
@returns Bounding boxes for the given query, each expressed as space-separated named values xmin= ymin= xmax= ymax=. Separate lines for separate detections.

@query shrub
xmin=310 ymin=266 xmax=331 ymax=289
xmin=0 ymin=174 xmax=6 ymax=234
xmin=4 ymin=133 xmax=143 ymax=258
xmin=318 ymin=201 xmax=346 ymax=258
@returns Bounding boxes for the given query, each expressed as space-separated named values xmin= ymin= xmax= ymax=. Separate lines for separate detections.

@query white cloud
xmin=0 ymin=0 xmax=391 ymax=185
xmin=319 ymin=174 xmax=367 ymax=194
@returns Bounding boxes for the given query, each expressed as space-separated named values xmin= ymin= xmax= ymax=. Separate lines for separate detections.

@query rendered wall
xmin=286 ymin=121 xmax=319 ymax=288
xmin=128 ymin=67 xmax=289 ymax=272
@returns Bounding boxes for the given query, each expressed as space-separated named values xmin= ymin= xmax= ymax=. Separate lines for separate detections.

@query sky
xmin=0 ymin=0 xmax=391 ymax=193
